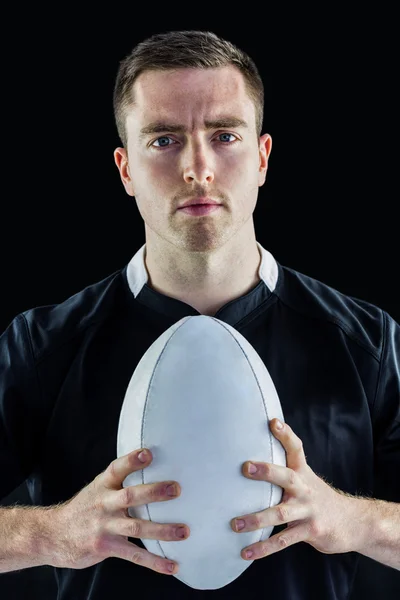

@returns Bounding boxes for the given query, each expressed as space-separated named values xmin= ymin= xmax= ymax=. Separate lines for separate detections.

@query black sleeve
xmin=372 ymin=310 xmax=400 ymax=502
xmin=0 ymin=314 xmax=43 ymax=501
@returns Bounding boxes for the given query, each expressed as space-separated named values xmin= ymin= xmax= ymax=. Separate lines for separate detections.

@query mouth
xmin=178 ymin=204 xmax=222 ymax=216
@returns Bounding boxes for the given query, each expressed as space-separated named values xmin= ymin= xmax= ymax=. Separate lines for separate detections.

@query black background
xmin=1 ymin=6 xmax=399 ymax=599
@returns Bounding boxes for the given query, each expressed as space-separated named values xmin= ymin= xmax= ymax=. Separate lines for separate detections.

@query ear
xmin=114 ymin=147 xmax=135 ymax=196
xmin=258 ymin=133 xmax=272 ymax=187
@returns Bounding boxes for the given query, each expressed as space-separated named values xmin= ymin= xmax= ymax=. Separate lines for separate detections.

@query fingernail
xmin=138 ymin=450 xmax=148 ymax=463
xmin=248 ymin=463 xmax=257 ymax=474
xmin=176 ymin=527 xmax=186 ymax=538
xmin=235 ymin=519 xmax=245 ymax=531
xmin=275 ymin=419 xmax=283 ymax=430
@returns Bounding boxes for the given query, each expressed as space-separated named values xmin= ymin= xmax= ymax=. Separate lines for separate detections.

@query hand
xmin=231 ymin=418 xmax=361 ymax=561
xmin=48 ymin=449 xmax=189 ymax=575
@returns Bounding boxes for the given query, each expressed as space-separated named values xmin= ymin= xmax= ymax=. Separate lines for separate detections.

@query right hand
xmin=48 ymin=448 xmax=189 ymax=575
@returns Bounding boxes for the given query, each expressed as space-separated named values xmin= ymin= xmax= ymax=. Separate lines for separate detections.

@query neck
xmin=144 ymin=224 xmax=261 ymax=316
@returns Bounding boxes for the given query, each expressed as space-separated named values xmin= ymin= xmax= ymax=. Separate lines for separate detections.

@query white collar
xmin=126 ymin=241 xmax=278 ymax=299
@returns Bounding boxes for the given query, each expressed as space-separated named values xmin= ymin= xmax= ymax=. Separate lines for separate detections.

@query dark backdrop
xmin=1 ymin=7 xmax=399 ymax=599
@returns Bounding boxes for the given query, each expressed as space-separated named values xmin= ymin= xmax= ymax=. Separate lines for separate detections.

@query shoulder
xmin=17 ymin=267 xmax=126 ymax=362
xmin=274 ymin=263 xmax=386 ymax=360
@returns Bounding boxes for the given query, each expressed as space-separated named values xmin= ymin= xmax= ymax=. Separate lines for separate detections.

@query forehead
xmin=128 ymin=66 xmax=254 ymax=127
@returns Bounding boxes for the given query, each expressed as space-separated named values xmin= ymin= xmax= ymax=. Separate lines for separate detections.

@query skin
xmin=229 ymin=419 xmax=369 ymax=562
xmin=114 ymin=65 xmax=272 ymax=316
xmin=111 ymin=68 xmax=393 ymax=569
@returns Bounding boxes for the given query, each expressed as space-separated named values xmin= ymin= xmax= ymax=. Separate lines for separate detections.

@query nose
xmin=182 ymin=140 xmax=215 ymax=185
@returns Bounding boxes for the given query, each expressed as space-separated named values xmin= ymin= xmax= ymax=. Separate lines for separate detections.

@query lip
xmin=179 ymin=204 xmax=222 ymax=216
xmin=179 ymin=197 xmax=221 ymax=208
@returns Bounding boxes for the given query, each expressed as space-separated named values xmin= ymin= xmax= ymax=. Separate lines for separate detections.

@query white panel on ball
xmin=117 ymin=315 xmax=286 ymax=590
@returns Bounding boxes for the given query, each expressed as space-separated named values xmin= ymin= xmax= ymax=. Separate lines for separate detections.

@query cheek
xmin=143 ymin=153 xmax=176 ymax=181
xmin=222 ymin=149 xmax=258 ymax=178
xmin=232 ymin=152 xmax=260 ymax=209
xmin=133 ymin=174 xmax=170 ymax=224
xmin=134 ymin=149 xmax=174 ymax=179
xmin=133 ymin=157 xmax=173 ymax=203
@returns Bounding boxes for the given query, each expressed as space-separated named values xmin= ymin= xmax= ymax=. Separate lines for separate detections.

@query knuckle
xmin=92 ymin=493 xmax=107 ymax=514
xmin=121 ymin=486 xmax=135 ymax=506
xmin=129 ymin=519 xmax=142 ymax=538
xmin=155 ymin=558 xmax=168 ymax=572
xmin=260 ymin=542 xmax=269 ymax=555
xmin=288 ymin=469 xmax=297 ymax=486
xmin=277 ymin=535 xmax=289 ymax=549
xmin=148 ymin=484 xmax=162 ymax=498
xmin=277 ymin=504 xmax=289 ymax=523
xmin=108 ymin=458 xmax=119 ymax=480
xmin=309 ymin=519 xmax=322 ymax=538
xmin=130 ymin=550 xmax=144 ymax=565
xmin=264 ymin=464 xmax=273 ymax=478
xmin=92 ymin=535 xmax=109 ymax=556
xmin=252 ymin=514 xmax=262 ymax=528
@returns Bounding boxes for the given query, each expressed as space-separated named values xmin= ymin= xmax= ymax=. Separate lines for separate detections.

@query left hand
xmin=231 ymin=418 xmax=361 ymax=561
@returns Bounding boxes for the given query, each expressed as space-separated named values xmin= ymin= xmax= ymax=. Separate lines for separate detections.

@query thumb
xmin=101 ymin=448 xmax=152 ymax=490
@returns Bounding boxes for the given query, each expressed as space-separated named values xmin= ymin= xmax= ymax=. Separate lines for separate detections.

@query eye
xmin=152 ymin=136 xmax=176 ymax=148
xmin=217 ymin=133 xmax=237 ymax=144
xmin=151 ymin=132 xmax=239 ymax=149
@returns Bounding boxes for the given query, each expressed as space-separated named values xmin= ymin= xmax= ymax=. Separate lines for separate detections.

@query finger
xmin=241 ymin=523 xmax=309 ymax=561
xmin=243 ymin=462 xmax=300 ymax=493
xmin=104 ymin=481 xmax=181 ymax=513
xmin=231 ymin=501 xmax=308 ymax=533
xmin=107 ymin=516 xmax=189 ymax=542
xmin=101 ymin=449 xmax=152 ymax=490
xmin=271 ymin=420 xmax=307 ymax=469
xmin=106 ymin=538 xmax=178 ymax=575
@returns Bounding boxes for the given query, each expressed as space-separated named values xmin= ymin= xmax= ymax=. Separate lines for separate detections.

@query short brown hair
xmin=113 ymin=30 xmax=264 ymax=149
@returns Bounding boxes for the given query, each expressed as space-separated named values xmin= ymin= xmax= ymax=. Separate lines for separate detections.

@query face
xmin=114 ymin=66 xmax=272 ymax=253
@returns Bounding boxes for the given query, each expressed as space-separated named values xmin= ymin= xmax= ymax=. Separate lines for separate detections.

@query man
xmin=0 ymin=30 xmax=399 ymax=599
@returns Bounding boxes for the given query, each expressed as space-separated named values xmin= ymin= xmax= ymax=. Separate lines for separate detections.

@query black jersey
xmin=1 ymin=242 xmax=399 ymax=599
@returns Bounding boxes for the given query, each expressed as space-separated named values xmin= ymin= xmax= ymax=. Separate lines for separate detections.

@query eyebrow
xmin=139 ymin=117 xmax=248 ymax=141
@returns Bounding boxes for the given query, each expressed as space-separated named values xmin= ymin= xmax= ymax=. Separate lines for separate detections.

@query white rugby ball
xmin=117 ymin=315 xmax=286 ymax=590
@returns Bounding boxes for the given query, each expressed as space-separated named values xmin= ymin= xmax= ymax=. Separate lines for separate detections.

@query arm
xmin=353 ymin=497 xmax=400 ymax=570
xmin=357 ymin=311 xmax=400 ymax=570
xmin=0 ymin=505 xmax=60 ymax=573
xmin=0 ymin=317 xmax=64 ymax=573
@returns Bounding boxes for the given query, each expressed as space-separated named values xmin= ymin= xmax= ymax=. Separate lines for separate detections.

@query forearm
xmin=354 ymin=497 xmax=400 ymax=571
xmin=0 ymin=505 xmax=60 ymax=573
